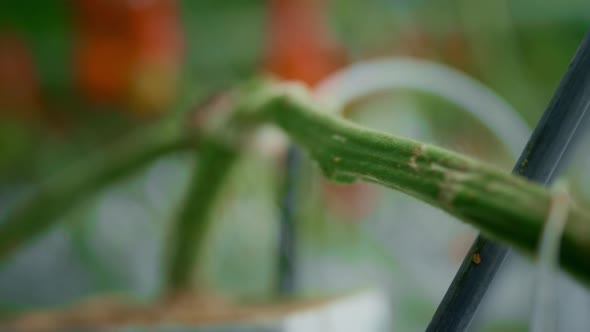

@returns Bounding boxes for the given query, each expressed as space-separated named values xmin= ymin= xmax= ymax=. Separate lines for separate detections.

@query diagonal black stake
xmin=427 ymin=30 xmax=590 ymax=331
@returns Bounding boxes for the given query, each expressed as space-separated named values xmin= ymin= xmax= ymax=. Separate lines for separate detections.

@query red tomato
xmin=0 ymin=33 xmax=41 ymax=120
xmin=75 ymin=35 xmax=132 ymax=102
xmin=265 ymin=0 xmax=344 ymax=85
xmin=73 ymin=0 xmax=183 ymax=114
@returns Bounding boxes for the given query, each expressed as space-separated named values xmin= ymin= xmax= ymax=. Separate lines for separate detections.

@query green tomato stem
xmin=255 ymin=82 xmax=590 ymax=285
xmin=0 ymin=130 xmax=196 ymax=262
xmin=165 ymin=138 xmax=238 ymax=291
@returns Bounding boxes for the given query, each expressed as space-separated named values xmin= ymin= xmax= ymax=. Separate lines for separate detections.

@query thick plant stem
xmin=165 ymin=138 xmax=238 ymax=292
xmin=0 ymin=131 xmax=196 ymax=261
xmin=254 ymin=86 xmax=590 ymax=285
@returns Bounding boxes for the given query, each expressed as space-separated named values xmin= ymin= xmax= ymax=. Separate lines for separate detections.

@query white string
xmin=314 ymin=57 xmax=531 ymax=159
xmin=531 ymin=185 xmax=570 ymax=332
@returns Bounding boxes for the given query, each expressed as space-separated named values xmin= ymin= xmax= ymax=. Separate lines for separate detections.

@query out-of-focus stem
xmin=0 ymin=130 xmax=197 ymax=261
xmin=165 ymin=138 xmax=238 ymax=291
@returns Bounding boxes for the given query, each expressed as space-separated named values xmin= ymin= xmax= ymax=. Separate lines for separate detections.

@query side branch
xmin=165 ymin=138 xmax=238 ymax=291
xmin=0 ymin=131 xmax=197 ymax=261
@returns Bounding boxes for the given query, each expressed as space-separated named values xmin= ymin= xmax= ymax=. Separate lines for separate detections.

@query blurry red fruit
xmin=0 ymin=33 xmax=41 ymax=120
xmin=265 ymin=0 xmax=345 ymax=85
xmin=74 ymin=0 xmax=183 ymax=115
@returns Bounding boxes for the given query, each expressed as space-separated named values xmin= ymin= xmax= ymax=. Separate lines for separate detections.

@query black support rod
xmin=427 ymin=30 xmax=590 ymax=331
xmin=277 ymin=146 xmax=301 ymax=294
